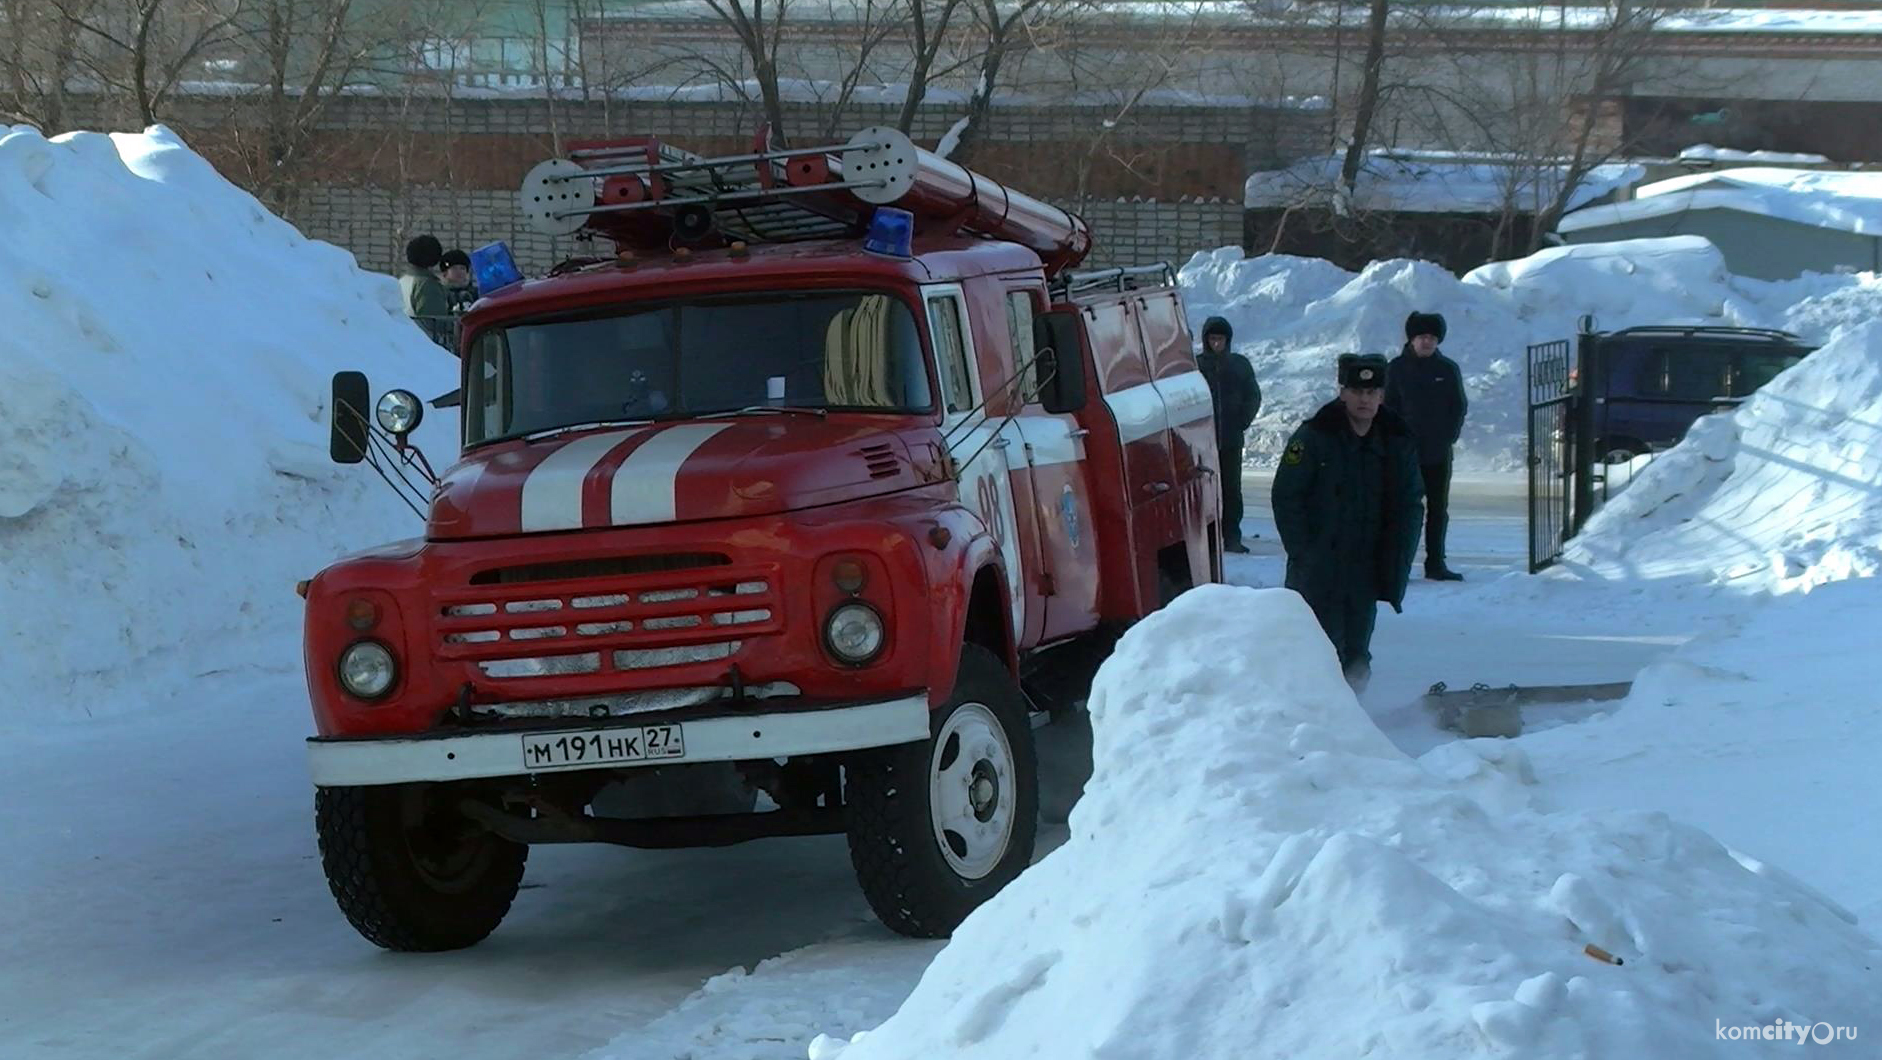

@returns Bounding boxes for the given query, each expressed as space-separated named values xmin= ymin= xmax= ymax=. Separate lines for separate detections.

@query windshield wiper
xmin=697 ymin=405 xmax=828 ymax=420
xmin=521 ymin=418 xmax=656 ymax=443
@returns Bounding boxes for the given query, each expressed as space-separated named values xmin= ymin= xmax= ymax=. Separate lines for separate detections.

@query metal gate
xmin=1526 ymin=339 xmax=1574 ymax=572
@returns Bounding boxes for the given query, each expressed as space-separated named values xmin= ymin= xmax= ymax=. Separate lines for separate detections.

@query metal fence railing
xmin=1526 ymin=339 xmax=1574 ymax=573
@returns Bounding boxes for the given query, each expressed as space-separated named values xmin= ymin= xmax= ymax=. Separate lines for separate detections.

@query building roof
xmin=1558 ymin=167 xmax=1882 ymax=236
xmin=1244 ymin=150 xmax=1644 ymax=214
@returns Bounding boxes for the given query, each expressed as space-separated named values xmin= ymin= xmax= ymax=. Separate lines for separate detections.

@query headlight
xmin=824 ymin=602 xmax=885 ymax=665
xmin=375 ymin=390 xmax=424 ymax=435
xmin=339 ymin=640 xmax=398 ymax=699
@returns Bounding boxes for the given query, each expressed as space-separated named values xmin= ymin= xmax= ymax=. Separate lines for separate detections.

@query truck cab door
xmin=925 ymin=283 xmax=1035 ymax=649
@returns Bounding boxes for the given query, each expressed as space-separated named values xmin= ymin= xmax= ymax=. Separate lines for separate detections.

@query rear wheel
xmin=1599 ymin=437 xmax=1645 ymax=465
xmin=845 ymin=645 xmax=1039 ymax=938
xmin=315 ymin=782 xmax=527 ymax=952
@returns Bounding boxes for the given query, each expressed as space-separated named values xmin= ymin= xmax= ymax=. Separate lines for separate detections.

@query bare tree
xmin=945 ymin=0 xmax=1064 ymax=166
xmin=0 ymin=0 xmax=84 ymax=128
xmin=1336 ymin=0 xmax=1388 ymax=203
xmin=1410 ymin=0 xmax=1706 ymax=255
xmin=895 ymin=0 xmax=966 ymax=133
xmin=1529 ymin=0 xmax=1688 ymax=246
xmin=203 ymin=0 xmax=412 ymax=212
xmin=45 ymin=0 xmax=249 ymax=127
xmin=700 ymin=0 xmax=792 ymax=140
xmin=811 ymin=0 xmax=902 ymax=139
xmin=1037 ymin=3 xmax=1222 ymax=208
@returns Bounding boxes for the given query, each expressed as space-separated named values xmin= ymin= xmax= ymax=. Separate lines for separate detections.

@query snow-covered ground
xmin=4 ymin=127 xmax=1879 ymax=1060
xmin=1180 ymin=237 xmax=1882 ymax=471
xmin=801 ymin=588 xmax=1875 ymax=1059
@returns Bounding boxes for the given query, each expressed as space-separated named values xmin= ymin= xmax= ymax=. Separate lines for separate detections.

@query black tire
xmin=845 ymin=645 xmax=1039 ymax=938
xmin=315 ymin=782 xmax=528 ymax=952
xmin=1158 ymin=567 xmax=1189 ymax=608
xmin=1599 ymin=438 xmax=1645 ymax=465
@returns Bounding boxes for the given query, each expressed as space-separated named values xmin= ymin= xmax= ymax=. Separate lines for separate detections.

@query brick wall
xmin=85 ymin=90 xmax=1317 ymax=275
xmin=1068 ymin=199 xmax=1245 ymax=271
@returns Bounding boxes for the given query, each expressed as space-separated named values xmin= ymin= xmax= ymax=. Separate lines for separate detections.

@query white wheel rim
xmin=928 ymin=702 xmax=1018 ymax=881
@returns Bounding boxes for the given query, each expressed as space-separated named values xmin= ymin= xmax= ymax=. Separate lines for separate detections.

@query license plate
xmin=520 ymin=725 xmax=685 ymax=771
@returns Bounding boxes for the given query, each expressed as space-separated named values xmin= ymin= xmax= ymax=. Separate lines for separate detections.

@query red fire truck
xmin=305 ymin=126 xmax=1221 ymax=951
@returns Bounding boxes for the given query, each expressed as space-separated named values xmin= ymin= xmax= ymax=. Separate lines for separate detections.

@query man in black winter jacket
xmin=1272 ymin=354 xmax=1424 ymax=689
xmin=1385 ymin=311 xmax=1468 ymax=581
xmin=1196 ymin=317 xmax=1262 ymax=552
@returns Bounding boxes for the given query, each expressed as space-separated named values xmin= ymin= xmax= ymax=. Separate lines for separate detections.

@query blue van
xmin=1589 ymin=326 xmax=1815 ymax=463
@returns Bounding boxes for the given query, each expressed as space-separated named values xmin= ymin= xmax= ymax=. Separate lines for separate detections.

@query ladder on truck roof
xmin=517 ymin=126 xmax=1095 ymax=276
xmin=1051 ymin=263 xmax=1178 ymax=301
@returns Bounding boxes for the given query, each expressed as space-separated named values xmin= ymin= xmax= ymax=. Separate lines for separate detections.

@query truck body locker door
xmin=1083 ymin=300 xmax=1179 ymax=509
xmin=1134 ymin=291 xmax=1217 ymax=487
xmin=1084 ymin=297 xmax=1182 ymax=613
xmin=1001 ymin=286 xmax=1099 ymax=643
xmin=1134 ymin=290 xmax=1221 ymax=578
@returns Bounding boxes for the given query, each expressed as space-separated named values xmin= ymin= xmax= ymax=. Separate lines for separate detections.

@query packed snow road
xmin=0 ymin=480 xmax=1700 ymax=1060
xmin=1233 ymin=472 xmax=1699 ymax=755
xmin=0 ymin=661 xmax=889 ymax=1060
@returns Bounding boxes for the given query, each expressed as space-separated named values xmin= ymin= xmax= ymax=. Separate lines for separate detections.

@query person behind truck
xmin=399 ymin=234 xmax=452 ymax=347
xmin=1385 ymin=311 xmax=1468 ymax=581
xmin=1195 ymin=316 xmax=1261 ymax=553
xmin=1271 ymin=353 xmax=1424 ymax=691
xmin=440 ymin=248 xmax=477 ymax=314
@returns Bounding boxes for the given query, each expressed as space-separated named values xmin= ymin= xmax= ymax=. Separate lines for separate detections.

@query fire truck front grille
xmin=436 ymin=564 xmax=780 ymax=681
xmin=468 ymin=552 xmax=731 ymax=585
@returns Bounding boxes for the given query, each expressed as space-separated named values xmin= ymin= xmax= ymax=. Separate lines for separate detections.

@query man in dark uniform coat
xmin=1385 ymin=311 xmax=1468 ymax=580
xmin=1196 ymin=316 xmax=1261 ymax=552
xmin=1272 ymin=354 xmax=1425 ymax=689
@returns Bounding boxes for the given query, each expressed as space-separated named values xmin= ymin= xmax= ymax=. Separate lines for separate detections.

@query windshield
xmin=463 ymin=290 xmax=934 ymax=445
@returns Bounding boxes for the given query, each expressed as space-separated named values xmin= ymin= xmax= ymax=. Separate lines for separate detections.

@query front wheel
xmin=315 ymin=782 xmax=527 ymax=952
xmin=844 ymin=645 xmax=1039 ymax=938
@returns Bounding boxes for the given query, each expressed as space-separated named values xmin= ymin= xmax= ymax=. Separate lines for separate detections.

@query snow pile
xmin=1509 ymin=575 xmax=1882 ymax=925
xmin=0 ymin=124 xmax=453 ymax=719
xmin=1178 ymin=236 xmax=1882 ymax=469
xmin=811 ymin=587 xmax=1878 ymax=1059
xmin=1566 ymin=320 xmax=1882 ymax=591
xmin=1244 ymin=149 xmax=1641 ymax=214
xmin=1560 ymin=167 xmax=1882 ymax=236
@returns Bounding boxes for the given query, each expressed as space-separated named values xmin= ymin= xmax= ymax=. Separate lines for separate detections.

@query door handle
xmin=990 ymin=436 xmax=1011 ymax=450
xmin=1066 ymin=428 xmax=1089 ymax=439
xmin=1144 ymin=481 xmax=1171 ymax=495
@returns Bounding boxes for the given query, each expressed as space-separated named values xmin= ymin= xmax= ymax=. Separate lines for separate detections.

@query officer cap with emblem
xmin=1337 ymin=353 xmax=1389 ymax=390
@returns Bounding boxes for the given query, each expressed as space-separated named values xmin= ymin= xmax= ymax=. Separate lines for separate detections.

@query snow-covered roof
xmin=591 ymin=1 xmax=1882 ymax=36
xmin=1678 ymin=143 xmax=1830 ymax=165
xmin=1558 ymin=167 xmax=1882 ymax=237
xmin=77 ymin=76 xmax=1327 ymax=111
xmin=1244 ymin=150 xmax=1643 ymax=215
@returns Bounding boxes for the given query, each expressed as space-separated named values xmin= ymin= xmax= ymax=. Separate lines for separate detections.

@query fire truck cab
xmin=305 ymin=127 xmax=1221 ymax=951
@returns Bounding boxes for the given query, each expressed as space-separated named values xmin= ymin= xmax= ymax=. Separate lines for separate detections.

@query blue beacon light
xmin=863 ymin=207 xmax=915 ymax=258
xmin=469 ymin=241 xmax=525 ymax=295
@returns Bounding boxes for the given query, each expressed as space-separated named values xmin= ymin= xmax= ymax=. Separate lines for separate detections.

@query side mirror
xmin=331 ymin=371 xmax=370 ymax=464
xmin=1033 ymin=310 xmax=1087 ymax=415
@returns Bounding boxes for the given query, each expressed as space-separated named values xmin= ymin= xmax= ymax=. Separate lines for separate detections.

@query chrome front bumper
xmin=306 ymin=692 xmax=930 ymax=787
